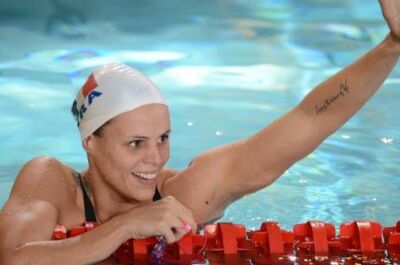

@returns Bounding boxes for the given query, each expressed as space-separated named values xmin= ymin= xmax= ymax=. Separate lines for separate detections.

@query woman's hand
xmin=118 ymin=196 xmax=197 ymax=243
xmin=380 ymin=0 xmax=400 ymax=40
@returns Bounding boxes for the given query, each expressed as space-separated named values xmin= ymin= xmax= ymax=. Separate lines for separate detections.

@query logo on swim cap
xmin=71 ymin=74 xmax=103 ymax=126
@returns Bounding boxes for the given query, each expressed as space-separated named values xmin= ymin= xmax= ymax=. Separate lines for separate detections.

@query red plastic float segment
xmin=248 ymin=221 xmax=294 ymax=264
xmin=294 ymin=220 xmax=338 ymax=258
xmin=261 ymin=222 xmax=285 ymax=255
xmin=383 ymin=221 xmax=400 ymax=264
xmin=133 ymin=237 xmax=158 ymax=263
xmin=358 ymin=222 xmax=376 ymax=252
xmin=339 ymin=221 xmax=385 ymax=265
xmin=52 ymin=222 xmax=98 ymax=239
xmin=178 ymin=233 xmax=194 ymax=256
xmin=219 ymin=223 xmax=240 ymax=254
xmin=339 ymin=221 xmax=383 ymax=255
xmin=177 ymin=233 xmax=207 ymax=258
xmin=52 ymin=224 xmax=67 ymax=240
xmin=50 ymin=219 xmax=400 ymax=264
xmin=69 ymin=222 xmax=99 ymax=237
xmin=114 ymin=240 xmax=133 ymax=264
xmin=388 ymin=233 xmax=400 ymax=245
xmin=205 ymin=222 xmax=249 ymax=255
xmin=255 ymin=222 xmax=294 ymax=256
xmin=383 ymin=226 xmax=396 ymax=243
xmin=383 ymin=220 xmax=400 ymax=243
xmin=84 ymin=222 xmax=98 ymax=231
xmin=154 ymin=233 xmax=207 ymax=264
xmin=386 ymin=234 xmax=400 ymax=264
xmin=69 ymin=226 xmax=86 ymax=237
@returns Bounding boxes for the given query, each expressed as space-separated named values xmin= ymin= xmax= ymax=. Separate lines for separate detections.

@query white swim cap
xmin=71 ymin=63 xmax=167 ymax=140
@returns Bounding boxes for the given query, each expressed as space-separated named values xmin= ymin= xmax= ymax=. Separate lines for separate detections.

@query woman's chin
xmin=126 ymin=173 xmax=158 ymax=201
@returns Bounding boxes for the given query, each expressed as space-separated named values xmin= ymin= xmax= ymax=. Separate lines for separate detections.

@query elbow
xmin=257 ymin=171 xmax=282 ymax=189
xmin=237 ymin=171 xmax=278 ymax=196
xmin=250 ymin=166 xmax=291 ymax=193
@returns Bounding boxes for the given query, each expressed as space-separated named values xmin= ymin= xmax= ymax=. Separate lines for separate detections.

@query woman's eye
xmin=158 ymin=135 xmax=169 ymax=144
xmin=129 ymin=140 xmax=143 ymax=148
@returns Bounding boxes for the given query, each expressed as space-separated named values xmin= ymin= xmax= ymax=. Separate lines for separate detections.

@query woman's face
xmin=88 ymin=103 xmax=171 ymax=201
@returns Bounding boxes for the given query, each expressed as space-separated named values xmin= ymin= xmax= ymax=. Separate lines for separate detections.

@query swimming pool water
xmin=0 ymin=0 xmax=399 ymax=235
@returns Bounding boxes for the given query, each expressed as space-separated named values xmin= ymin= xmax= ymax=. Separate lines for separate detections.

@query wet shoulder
xmin=8 ymin=156 xmax=78 ymax=210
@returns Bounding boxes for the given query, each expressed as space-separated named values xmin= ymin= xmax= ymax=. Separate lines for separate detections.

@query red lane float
xmin=52 ymin=220 xmax=400 ymax=264
xmin=339 ymin=221 xmax=385 ymax=262
xmin=115 ymin=233 xmax=207 ymax=264
xmin=51 ymin=222 xmax=98 ymax=240
xmin=384 ymin=221 xmax=400 ymax=263
xmin=294 ymin=221 xmax=340 ymax=263
xmin=247 ymin=222 xmax=294 ymax=264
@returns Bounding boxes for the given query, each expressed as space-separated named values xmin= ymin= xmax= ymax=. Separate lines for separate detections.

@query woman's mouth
xmin=132 ymin=171 xmax=157 ymax=184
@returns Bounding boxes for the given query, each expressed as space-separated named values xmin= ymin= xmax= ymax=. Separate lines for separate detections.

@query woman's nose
xmin=143 ymin=144 xmax=163 ymax=166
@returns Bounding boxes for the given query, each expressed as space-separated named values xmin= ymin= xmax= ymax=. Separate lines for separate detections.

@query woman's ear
xmin=82 ymin=135 xmax=95 ymax=153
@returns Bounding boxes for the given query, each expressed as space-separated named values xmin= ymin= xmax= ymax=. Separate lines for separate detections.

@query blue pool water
xmin=0 ymin=0 xmax=399 ymax=236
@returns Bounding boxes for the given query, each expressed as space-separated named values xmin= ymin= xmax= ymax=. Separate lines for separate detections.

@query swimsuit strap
xmin=78 ymin=173 xmax=97 ymax=222
xmin=153 ymin=186 xmax=162 ymax=201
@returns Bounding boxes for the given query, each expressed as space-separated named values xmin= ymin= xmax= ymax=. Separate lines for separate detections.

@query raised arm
xmin=240 ymin=0 xmax=400 ymax=191
xmin=242 ymin=33 xmax=400 ymax=189
xmin=162 ymin=1 xmax=400 ymax=224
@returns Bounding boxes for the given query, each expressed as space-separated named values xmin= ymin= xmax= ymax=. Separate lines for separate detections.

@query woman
xmin=1 ymin=1 xmax=400 ymax=264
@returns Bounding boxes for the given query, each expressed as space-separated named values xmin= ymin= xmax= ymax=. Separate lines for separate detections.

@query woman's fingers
xmin=162 ymin=196 xmax=197 ymax=234
xmin=159 ymin=223 xmax=176 ymax=244
xmin=123 ymin=195 xmax=197 ymax=243
xmin=177 ymin=218 xmax=192 ymax=233
xmin=159 ymin=215 xmax=189 ymax=243
xmin=173 ymin=205 xmax=197 ymax=234
xmin=178 ymin=216 xmax=197 ymax=234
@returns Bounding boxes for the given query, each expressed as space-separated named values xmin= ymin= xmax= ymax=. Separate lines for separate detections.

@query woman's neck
xmin=81 ymin=169 xmax=145 ymax=223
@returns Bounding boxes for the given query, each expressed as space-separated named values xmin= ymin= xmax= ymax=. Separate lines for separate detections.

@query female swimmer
xmin=1 ymin=1 xmax=400 ymax=264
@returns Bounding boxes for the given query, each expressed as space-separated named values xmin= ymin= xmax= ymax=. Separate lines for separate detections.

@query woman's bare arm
xmin=0 ymin=157 xmax=128 ymax=265
xmin=164 ymin=1 xmax=400 ymax=224
xmin=1 ymin=201 xmax=128 ymax=265
xmin=1 ymin=157 xmax=197 ymax=264
xmin=241 ymin=34 xmax=400 ymax=191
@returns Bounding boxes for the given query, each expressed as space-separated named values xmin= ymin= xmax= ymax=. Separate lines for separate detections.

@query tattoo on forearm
xmin=315 ymin=79 xmax=350 ymax=114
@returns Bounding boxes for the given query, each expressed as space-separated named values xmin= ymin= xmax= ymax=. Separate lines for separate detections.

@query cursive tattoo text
xmin=315 ymin=79 xmax=349 ymax=114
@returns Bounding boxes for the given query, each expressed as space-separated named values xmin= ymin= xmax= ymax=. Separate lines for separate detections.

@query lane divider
xmin=52 ymin=220 xmax=400 ymax=264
